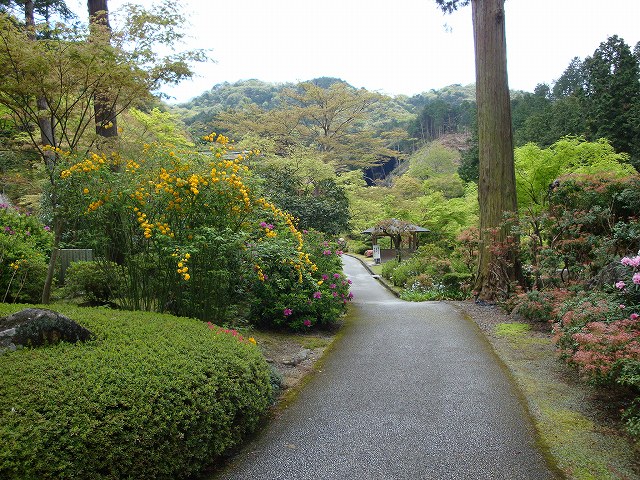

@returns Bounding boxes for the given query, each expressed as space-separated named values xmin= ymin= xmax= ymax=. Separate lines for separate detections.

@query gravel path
xmin=212 ymin=255 xmax=558 ymax=479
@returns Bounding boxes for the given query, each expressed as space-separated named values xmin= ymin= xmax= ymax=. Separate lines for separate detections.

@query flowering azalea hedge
xmin=247 ymin=230 xmax=352 ymax=330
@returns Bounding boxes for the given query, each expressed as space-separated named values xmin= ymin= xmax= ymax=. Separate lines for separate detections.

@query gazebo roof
xmin=361 ymin=219 xmax=429 ymax=235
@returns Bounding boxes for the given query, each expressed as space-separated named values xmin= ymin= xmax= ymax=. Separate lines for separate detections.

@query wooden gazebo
xmin=361 ymin=219 xmax=429 ymax=262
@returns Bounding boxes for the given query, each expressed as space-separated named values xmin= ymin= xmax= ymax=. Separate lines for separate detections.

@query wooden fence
xmin=58 ymin=249 xmax=93 ymax=284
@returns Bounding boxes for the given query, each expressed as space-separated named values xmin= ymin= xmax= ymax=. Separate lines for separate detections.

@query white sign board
xmin=373 ymin=245 xmax=381 ymax=264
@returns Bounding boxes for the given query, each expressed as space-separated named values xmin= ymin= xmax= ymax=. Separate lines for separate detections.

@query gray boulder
xmin=0 ymin=308 xmax=93 ymax=352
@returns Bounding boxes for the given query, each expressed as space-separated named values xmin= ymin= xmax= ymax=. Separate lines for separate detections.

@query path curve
xmin=213 ymin=255 xmax=557 ymax=479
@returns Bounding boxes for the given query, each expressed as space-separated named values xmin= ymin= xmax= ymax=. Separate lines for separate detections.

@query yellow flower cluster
xmin=125 ymin=160 xmax=141 ymax=172
xmin=86 ymin=189 xmax=112 ymax=214
xmin=9 ymin=259 xmax=25 ymax=270
xmin=60 ymin=154 xmax=105 ymax=179
xmin=134 ymin=207 xmax=153 ymax=238
xmin=202 ymin=132 xmax=230 ymax=146
xmin=256 ymin=197 xmax=317 ymax=282
xmin=87 ymin=198 xmax=105 ymax=213
xmin=255 ymin=264 xmax=266 ymax=282
xmin=156 ymin=222 xmax=173 ymax=237
xmin=43 ymin=145 xmax=70 ymax=156
xmin=177 ymin=253 xmax=191 ymax=281
xmin=131 ymin=186 xmax=148 ymax=206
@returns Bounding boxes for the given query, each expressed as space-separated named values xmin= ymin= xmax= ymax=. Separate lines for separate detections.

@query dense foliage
xmin=55 ymin=135 xmax=351 ymax=329
xmin=512 ymin=35 xmax=640 ymax=169
xmin=509 ymin=172 xmax=640 ymax=437
xmin=0 ymin=304 xmax=272 ymax=480
xmin=0 ymin=204 xmax=52 ymax=303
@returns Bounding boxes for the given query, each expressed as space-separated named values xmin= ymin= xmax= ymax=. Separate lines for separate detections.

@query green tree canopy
xmin=514 ymin=137 xmax=635 ymax=213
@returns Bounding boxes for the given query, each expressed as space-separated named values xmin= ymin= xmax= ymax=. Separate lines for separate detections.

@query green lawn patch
xmin=489 ymin=320 xmax=640 ymax=479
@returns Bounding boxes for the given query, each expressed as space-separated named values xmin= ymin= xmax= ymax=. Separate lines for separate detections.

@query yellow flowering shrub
xmin=57 ymin=133 xmax=323 ymax=323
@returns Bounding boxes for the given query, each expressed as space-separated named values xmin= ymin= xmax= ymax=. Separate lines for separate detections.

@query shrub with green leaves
xmin=247 ymin=230 xmax=351 ymax=330
xmin=380 ymin=244 xmax=471 ymax=300
xmin=62 ymin=260 xmax=124 ymax=304
xmin=56 ymin=138 xmax=349 ymax=329
xmin=509 ymin=288 xmax=573 ymax=323
xmin=0 ymin=204 xmax=52 ymax=303
xmin=0 ymin=304 xmax=272 ymax=480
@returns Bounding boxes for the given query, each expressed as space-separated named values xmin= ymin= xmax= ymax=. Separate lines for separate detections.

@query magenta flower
xmin=333 ymin=273 xmax=341 ymax=279
xmin=323 ymin=249 xmax=332 ymax=255
xmin=631 ymin=313 xmax=639 ymax=321
xmin=329 ymin=283 xmax=336 ymax=289
xmin=619 ymin=304 xmax=626 ymax=310
xmin=347 ymin=279 xmax=352 ymax=285
xmin=303 ymin=319 xmax=312 ymax=327
xmin=621 ymin=256 xmax=640 ymax=268
xmin=283 ymin=308 xmax=293 ymax=317
xmin=259 ymin=221 xmax=267 ymax=228
xmin=615 ymin=281 xmax=626 ymax=289
xmin=336 ymin=250 xmax=343 ymax=256
xmin=347 ymin=292 xmax=354 ymax=299
xmin=332 ymin=291 xmax=338 ymax=297
xmin=321 ymin=274 xmax=329 ymax=281
xmin=44 ymin=225 xmax=51 ymax=231
xmin=313 ymin=291 xmax=322 ymax=299
xmin=634 ymin=272 xmax=640 ymax=285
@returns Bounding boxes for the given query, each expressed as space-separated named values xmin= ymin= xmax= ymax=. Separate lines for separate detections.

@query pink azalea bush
xmin=247 ymin=229 xmax=352 ymax=331
xmin=550 ymin=254 xmax=640 ymax=436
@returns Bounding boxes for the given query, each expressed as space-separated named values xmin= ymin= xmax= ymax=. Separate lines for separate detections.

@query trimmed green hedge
xmin=0 ymin=304 xmax=272 ymax=479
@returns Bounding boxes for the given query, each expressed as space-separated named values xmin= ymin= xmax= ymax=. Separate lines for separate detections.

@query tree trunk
xmin=41 ymin=217 xmax=62 ymax=304
xmin=472 ymin=0 xmax=521 ymax=301
xmin=25 ymin=0 xmax=56 ymax=168
xmin=88 ymin=0 xmax=118 ymax=138
xmin=25 ymin=0 xmax=59 ymax=303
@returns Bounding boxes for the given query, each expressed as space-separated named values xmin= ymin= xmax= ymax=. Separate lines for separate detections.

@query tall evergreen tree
xmin=552 ymin=57 xmax=585 ymax=99
xmin=88 ymin=0 xmax=118 ymax=139
xmin=582 ymin=35 xmax=640 ymax=168
xmin=436 ymin=0 xmax=521 ymax=301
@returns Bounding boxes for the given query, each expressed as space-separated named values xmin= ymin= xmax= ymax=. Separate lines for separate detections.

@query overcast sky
xmin=68 ymin=0 xmax=640 ymax=103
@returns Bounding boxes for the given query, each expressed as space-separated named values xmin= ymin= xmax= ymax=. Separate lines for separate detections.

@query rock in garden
xmin=0 ymin=308 xmax=93 ymax=350
xmin=282 ymin=348 xmax=311 ymax=366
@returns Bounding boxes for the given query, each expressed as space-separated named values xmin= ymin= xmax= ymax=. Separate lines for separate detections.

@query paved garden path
xmin=213 ymin=255 xmax=558 ymax=479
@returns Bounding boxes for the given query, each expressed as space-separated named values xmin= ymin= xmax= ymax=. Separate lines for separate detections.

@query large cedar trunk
xmin=472 ymin=0 xmax=520 ymax=301
xmin=88 ymin=0 xmax=118 ymax=138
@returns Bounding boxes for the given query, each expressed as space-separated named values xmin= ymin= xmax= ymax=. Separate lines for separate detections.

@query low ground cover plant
xmin=0 ymin=304 xmax=272 ymax=480
xmin=381 ymin=243 xmax=472 ymax=301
